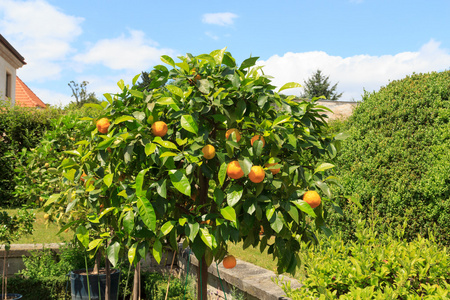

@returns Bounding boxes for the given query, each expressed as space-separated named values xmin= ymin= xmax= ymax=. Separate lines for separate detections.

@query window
xmin=5 ymin=72 xmax=12 ymax=98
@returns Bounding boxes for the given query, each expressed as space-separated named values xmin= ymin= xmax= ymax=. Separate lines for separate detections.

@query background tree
xmin=301 ymin=69 xmax=343 ymax=100
xmin=68 ymin=81 xmax=100 ymax=107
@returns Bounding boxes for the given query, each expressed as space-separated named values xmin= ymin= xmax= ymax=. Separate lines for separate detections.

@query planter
xmin=0 ymin=294 xmax=22 ymax=300
xmin=69 ymin=269 xmax=120 ymax=300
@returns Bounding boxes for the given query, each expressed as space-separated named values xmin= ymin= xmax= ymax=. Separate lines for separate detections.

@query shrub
xmin=331 ymin=71 xmax=450 ymax=245
xmin=280 ymin=211 xmax=450 ymax=299
xmin=0 ymin=101 xmax=63 ymax=206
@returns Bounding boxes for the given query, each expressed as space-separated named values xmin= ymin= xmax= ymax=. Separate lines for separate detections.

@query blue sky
xmin=1 ymin=0 xmax=450 ymax=106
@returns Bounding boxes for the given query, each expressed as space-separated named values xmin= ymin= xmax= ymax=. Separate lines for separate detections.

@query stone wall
xmin=315 ymin=100 xmax=358 ymax=120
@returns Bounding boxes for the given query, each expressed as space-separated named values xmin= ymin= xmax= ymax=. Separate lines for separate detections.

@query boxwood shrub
xmin=330 ymin=71 xmax=450 ymax=245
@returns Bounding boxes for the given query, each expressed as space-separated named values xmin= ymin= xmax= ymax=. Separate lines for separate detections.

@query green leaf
xmin=166 ymin=85 xmax=184 ymax=98
xmin=83 ymin=103 xmax=104 ymax=110
xmin=214 ymin=188 xmax=225 ymax=205
xmin=218 ymin=162 xmax=227 ymax=187
xmin=128 ymin=243 xmax=137 ymax=265
xmin=238 ymin=157 xmax=252 ymax=176
xmin=103 ymin=173 xmax=113 ymax=187
xmin=221 ymin=206 xmax=236 ymax=224
xmin=98 ymin=207 xmax=115 ymax=219
xmin=161 ymin=55 xmax=175 ymax=67
xmin=227 ymin=185 xmax=243 ymax=207
xmin=129 ymin=89 xmax=144 ymax=99
xmin=152 ymin=239 xmax=163 ymax=264
xmin=145 ymin=143 xmax=157 ymax=155
xmin=273 ymin=115 xmax=291 ymax=127
xmin=157 ymin=97 xmax=176 ymax=105
xmin=270 ymin=213 xmax=284 ymax=233
xmin=154 ymin=138 xmax=178 ymax=150
xmin=137 ymin=196 xmax=156 ymax=231
xmin=292 ymin=200 xmax=316 ymax=217
xmin=278 ymin=82 xmax=302 ymax=93
xmin=314 ymin=163 xmax=335 ymax=173
xmin=88 ymin=239 xmax=103 ymax=252
xmin=44 ymin=193 xmax=60 ymax=207
xmin=266 ymin=205 xmax=276 ymax=220
xmin=123 ymin=210 xmax=135 ymax=234
xmin=136 ymin=169 xmax=148 ymax=197
xmin=199 ymin=228 xmax=216 ymax=249
xmin=159 ymin=151 xmax=177 ymax=158
xmin=161 ymin=221 xmax=176 ymax=236
xmin=117 ymin=79 xmax=125 ymax=91
xmin=188 ymin=222 xmax=200 ymax=242
xmin=210 ymin=47 xmax=227 ymax=65
xmin=239 ymin=56 xmax=259 ymax=70
xmin=115 ymin=115 xmax=135 ymax=124
xmin=169 ymin=170 xmax=191 ymax=196
xmin=180 ymin=115 xmax=199 ymax=134
xmin=76 ymin=225 xmax=89 ymax=249
xmin=132 ymin=73 xmax=141 ymax=85
xmin=107 ymin=241 xmax=120 ymax=267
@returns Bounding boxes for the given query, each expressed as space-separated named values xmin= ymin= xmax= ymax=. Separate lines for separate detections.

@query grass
xmin=2 ymin=208 xmax=72 ymax=244
xmin=4 ymin=208 xmax=280 ymax=273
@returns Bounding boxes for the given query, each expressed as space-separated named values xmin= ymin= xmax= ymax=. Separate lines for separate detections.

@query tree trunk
xmin=197 ymin=256 xmax=208 ymax=300
xmin=2 ymin=251 xmax=7 ymax=300
xmin=132 ymin=262 xmax=140 ymax=300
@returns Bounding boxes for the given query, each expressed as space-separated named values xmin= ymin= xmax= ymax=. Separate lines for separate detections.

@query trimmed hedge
xmin=331 ymin=71 xmax=450 ymax=245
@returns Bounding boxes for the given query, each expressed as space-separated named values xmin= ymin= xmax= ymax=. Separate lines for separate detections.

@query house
xmin=0 ymin=34 xmax=26 ymax=105
xmin=0 ymin=34 xmax=46 ymax=108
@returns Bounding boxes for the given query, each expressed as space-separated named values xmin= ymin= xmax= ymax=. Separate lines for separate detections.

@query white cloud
xmin=73 ymin=30 xmax=177 ymax=72
xmin=202 ymin=12 xmax=238 ymax=26
xmin=205 ymin=31 xmax=219 ymax=40
xmin=258 ymin=39 xmax=450 ymax=101
xmin=31 ymin=87 xmax=73 ymax=107
xmin=0 ymin=0 xmax=83 ymax=81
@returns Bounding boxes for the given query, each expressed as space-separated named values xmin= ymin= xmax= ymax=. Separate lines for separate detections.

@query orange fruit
xmin=248 ymin=166 xmax=265 ymax=183
xmin=265 ymin=163 xmax=280 ymax=175
xmin=44 ymin=213 xmax=50 ymax=220
xmin=223 ymin=255 xmax=237 ymax=269
xmin=226 ymin=128 xmax=241 ymax=142
xmin=152 ymin=121 xmax=168 ymax=137
xmin=226 ymin=161 xmax=244 ymax=179
xmin=44 ymin=163 xmax=50 ymax=168
xmin=202 ymin=144 xmax=216 ymax=159
xmin=259 ymin=225 xmax=264 ymax=235
xmin=251 ymin=135 xmax=265 ymax=147
xmin=303 ymin=190 xmax=321 ymax=208
xmin=80 ymin=172 xmax=87 ymax=183
xmin=96 ymin=118 xmax=110 ymax=134
xmin=194 ymin=74 xmax=201 ymax=81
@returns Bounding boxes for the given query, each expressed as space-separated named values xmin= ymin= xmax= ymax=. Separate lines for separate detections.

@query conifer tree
xmin=301 ymin=69 xmax=342 ymax=100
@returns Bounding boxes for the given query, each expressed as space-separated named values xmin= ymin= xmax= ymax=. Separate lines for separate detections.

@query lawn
xmin=3 ymin=208 xmax=72 ymax=244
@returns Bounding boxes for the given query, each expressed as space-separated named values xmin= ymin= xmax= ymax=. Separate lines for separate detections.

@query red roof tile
xmin=15 ymin=77 xmax=46 ymax=108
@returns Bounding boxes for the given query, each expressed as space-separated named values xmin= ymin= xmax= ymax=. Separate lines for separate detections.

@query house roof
xmin=0 ymin=34 xmax=26 ymax=66
xmin=15 ymin=77 xmax=46 ymax=108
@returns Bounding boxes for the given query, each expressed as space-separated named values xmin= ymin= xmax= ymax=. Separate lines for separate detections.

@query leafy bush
xmin=280 ymin=211 xmax=450 ymax=299
xmin=13 ymin=110 xmax=94 ymax=207
xmin=0 ymin=101 xmax=63 ymax=206
xmin=331 ymin=71 xmax=450 ymax=245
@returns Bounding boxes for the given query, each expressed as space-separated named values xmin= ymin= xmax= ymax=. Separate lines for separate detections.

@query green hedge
xmin=281 ymin=212 xmax=450 ymax=299
xmin=0 ymin=101 xmax=63 ymax=207
xmin=330 ymin=71 xmax=450 ymax=245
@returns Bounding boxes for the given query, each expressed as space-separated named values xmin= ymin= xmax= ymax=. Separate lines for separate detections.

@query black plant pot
xmin=69 ymin=269 xmax=120 ymax=300
xmin=0 ymin=294 xmax=22 ymax=300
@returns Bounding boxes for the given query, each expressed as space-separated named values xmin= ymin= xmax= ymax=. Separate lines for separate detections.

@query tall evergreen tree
xmin=301 ymin=69 xmax=343 ymax=100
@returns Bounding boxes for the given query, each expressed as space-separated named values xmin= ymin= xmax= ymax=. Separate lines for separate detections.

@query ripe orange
xmin=96 ymin=118 xmax=110 ymax=134
xmin=227 ymin=161 xmax=244 ymax=179
xmin=303 ymin=190 xmax=321 ymax=208
xmin=44 ymin=213 xmax=50 ymax=220
xmin=152 ymin=121 xmax=168 ymax=137
xmin=251 ymin=135 xmax=265 ymax=147
xmin=249 ymin=166 xmax=265 ymax=183
xmin=194 ymin=74 xmax=201 ymax=81
xmin=223 ymin=255 xmax=237 ymax=269
xmin=265 ymin=163 xmax=280 ymax=175
xmin=226 ymin=128 xmax=241 ymax=142
xmin=202 ymin=144 xmax=216 ymax=159
xmin=80 ymin=172 xmax=87 ymax=183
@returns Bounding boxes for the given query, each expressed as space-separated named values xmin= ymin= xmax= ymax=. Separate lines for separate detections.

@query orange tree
xmin=45 ymin=48 xmax=344 ymax=299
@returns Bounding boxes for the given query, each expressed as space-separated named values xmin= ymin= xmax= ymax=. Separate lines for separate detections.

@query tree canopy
xmin=301 ymin=69 xmax=342 ymax=100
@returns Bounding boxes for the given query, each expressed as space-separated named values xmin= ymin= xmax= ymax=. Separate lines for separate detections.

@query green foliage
xmin=332 ymin=71 xmax=450 ymax=245
xmin=13 ymin=109 xmax=96 ymax=208
xmin=301 ymin=69 xmax=343 ymax=100
xmin=280 ymin=212 xmax=450 ymax=299
xmin=0 ymin=209 xmax=34 ymax=251
xmin=67 ymin=80 xmax=100 ymax=108
xmin=46 ymin=49 xmax=343 ymax=279
xmin=5 ymin=276 xmax=68 ymax=300
xmin=143 ymin=273 xmax=195 ymax=300
xmin=0 ymin=101 xmax=63 ymax=206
